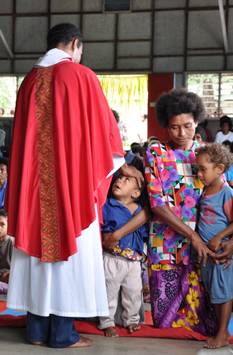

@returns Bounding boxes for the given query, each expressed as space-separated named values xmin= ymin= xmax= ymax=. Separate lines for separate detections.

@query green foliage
xmin=0 ymin=76 xmax=25 ymax=114
xmin=97 ymin=74 xmax=148 ymax=113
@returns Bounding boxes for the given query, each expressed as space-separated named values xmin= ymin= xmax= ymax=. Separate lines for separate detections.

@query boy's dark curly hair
xmin=220 ymin=115 xmax=232 ymax=130
xmin=197 ymin=142 xmax=233 ymax=173
xmin=0 ymin=209 xmax=8 ymax=218
xmin=155 ymin=88 xmax=206 ymax=128
xmin=0 ymin=157 xmax=8 ymax=168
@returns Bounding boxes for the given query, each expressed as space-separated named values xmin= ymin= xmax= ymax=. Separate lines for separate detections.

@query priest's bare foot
xmin=128 ymin=323 xmax=140 ymax=334
xmin=68 ymin=336 xmax=95 ymax=347
xmin=104 ymin=327 xmax=119 ymax=337
xmin=30 ymin=341 xmax=43 ymax=345
xmin=204 ymin=334 xmax=229 ymax=349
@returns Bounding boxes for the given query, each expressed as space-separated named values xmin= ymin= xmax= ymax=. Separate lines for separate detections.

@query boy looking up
xmin=99 ymin=174 xmax=148 ymax=337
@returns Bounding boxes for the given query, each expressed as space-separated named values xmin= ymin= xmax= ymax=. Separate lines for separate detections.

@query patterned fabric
xmin=145 ymin=141 xmax=203 ymax=265
xmin=149 ymin=264 xmax=218 ymax=335
xmin=145 ymin=141 xmax=218 ymax=334
xmin=36 ymin=67 xmax=60 ymax=262
xmin=101 ymin=198 xmax=148 ymax=261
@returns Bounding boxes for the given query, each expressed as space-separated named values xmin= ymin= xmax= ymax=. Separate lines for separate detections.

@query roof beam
xmin=0 ymin=28 xmax=14 ymax=58
xmin=218 ymin=0 xmax=228 ymax=53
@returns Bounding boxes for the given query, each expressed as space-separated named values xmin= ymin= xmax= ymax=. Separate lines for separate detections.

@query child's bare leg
xmin=204 ymin=301 xmax=232 ymax=349
xmin=103 ymin=327 xmax=119 ymax=338
xmin=205 ymin=304 xmax=221 ymax=343
xmin=127 ymin=323 xmax=141 ymax=334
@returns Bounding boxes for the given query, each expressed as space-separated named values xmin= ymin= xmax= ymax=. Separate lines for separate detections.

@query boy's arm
xmin=207 ymin=222 xmax=233 ymax=253
xmin=102 ymin=205 xmax=152 ymax=251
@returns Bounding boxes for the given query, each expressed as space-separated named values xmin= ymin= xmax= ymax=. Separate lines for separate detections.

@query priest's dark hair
xmin=47 ymin=23 xmax=83 ymax=51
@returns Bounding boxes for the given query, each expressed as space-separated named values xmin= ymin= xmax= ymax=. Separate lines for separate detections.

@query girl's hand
xmin=214 ymin=239 xmax=233 ymax=270
xmin=207 ymin=234 xmax=222 ymax=253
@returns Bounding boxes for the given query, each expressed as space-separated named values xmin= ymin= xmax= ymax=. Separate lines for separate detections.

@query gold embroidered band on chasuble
xmin=35 ymin=67 xmax=60 ymax=262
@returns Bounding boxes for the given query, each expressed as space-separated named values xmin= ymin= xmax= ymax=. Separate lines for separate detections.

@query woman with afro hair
xmin=145 ymin=88 xmax=219 ymax=337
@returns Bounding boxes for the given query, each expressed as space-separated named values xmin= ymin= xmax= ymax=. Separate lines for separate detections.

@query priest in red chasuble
xmin=5 ymin=23 xmax=142 ymax=348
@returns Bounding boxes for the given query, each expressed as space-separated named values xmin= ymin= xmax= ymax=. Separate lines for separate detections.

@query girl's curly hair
xmin=156 ymin=88 xmax=206 ymax=128
xmin=197 ymin=142 xmax=233 ymax=173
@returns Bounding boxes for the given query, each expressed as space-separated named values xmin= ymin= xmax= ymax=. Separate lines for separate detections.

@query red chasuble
xmin=5 ymin=61 xmax=124 ymax=262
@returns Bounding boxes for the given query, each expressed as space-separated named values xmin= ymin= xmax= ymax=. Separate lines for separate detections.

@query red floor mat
xmin=1 ymin=302 xmax=232 ymax=343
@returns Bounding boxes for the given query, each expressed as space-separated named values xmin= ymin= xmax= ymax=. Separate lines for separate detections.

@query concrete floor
xmin=1 ymin=326 xmax=233 ymax=355
xmin=1 ymin=301 xmax=233 ymax=355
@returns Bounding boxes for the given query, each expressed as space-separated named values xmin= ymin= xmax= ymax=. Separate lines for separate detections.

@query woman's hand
xmin=214 ymin=239 xmax=233 ymax=270
xmin=102 ymin=232 xmax=120 ymax=251
xmin=119 ymin=163 xmax=144 ymax=187
xmin=191 ymin=234 xmax=216 ymax=266
xmin=102 ymin=205 xmax=152 ymax=251
xmin=152 ymin=205 xmax=216 ymax=266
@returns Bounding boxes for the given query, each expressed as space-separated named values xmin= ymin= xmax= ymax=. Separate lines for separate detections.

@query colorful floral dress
xmin=145 ymin=141 xmax=218 ymax=335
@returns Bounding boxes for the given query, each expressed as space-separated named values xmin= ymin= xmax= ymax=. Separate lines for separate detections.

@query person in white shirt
xmin=215 ymin=116 xmax=233 ymax=143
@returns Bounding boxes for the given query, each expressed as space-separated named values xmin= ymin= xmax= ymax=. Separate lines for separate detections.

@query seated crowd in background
xmin=215 ymin=116 xmax=233 ymax=143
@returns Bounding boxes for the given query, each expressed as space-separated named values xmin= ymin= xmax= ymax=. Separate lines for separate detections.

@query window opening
xmin=97 ymin=74 xmax=148 ymax=148
xmin=187 ymin=73 xmax=233 ymax=119
xmin=103 ymin=0 xmax=132 ymax=13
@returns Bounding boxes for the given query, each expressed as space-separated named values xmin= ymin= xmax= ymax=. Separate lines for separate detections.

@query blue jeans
xmin=27 ymin=312 xmax=80 ymax=348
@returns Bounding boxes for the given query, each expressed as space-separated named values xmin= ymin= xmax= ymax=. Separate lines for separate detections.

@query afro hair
xmin=155 ymin=88 xmax=206 ymax=128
